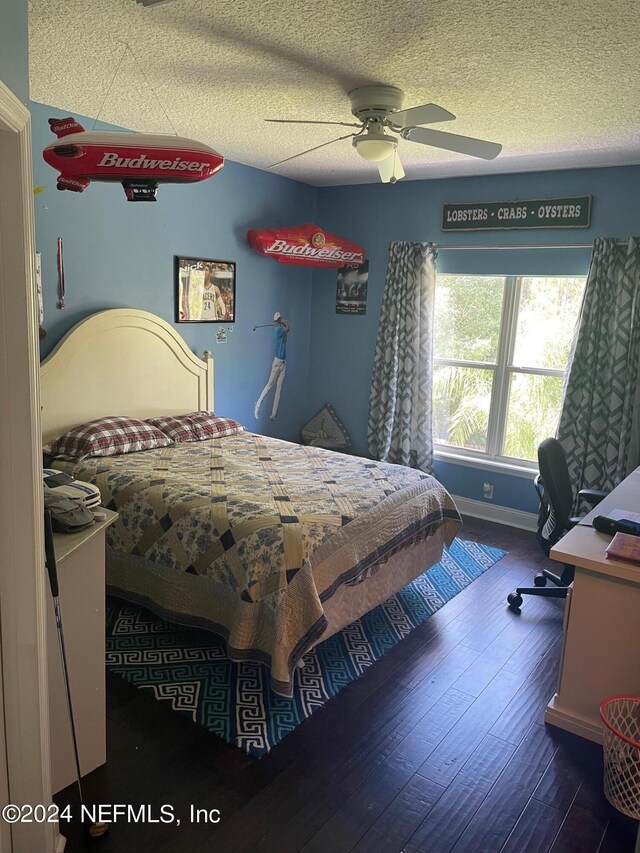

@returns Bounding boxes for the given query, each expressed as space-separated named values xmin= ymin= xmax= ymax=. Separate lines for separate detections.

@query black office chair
xmin=507 ymin=437 xmax=607 ymax=612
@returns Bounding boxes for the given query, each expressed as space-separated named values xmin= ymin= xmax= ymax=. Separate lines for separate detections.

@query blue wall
xmin=0 ymin=0 xmax=29 ymax=104
xmin=32 ymin=102 xmax=317 ymax=441
xmin=33 ymin=96 xmax=640 ymax=513
xmin=310 ymin=165 xmax=640 ymax=512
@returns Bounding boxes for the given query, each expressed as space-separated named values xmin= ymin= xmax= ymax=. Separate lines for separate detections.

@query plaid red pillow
xmin=45 ymin=416 xmax=173 ymax=460
xmin=146 ymin=412 xmax=244 ymax=442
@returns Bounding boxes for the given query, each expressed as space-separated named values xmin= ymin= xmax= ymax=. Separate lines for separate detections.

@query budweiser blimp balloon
xmin=42 ymin=118 xmax=224 ymax=201
xmin=247 ymin=223 xmax=365 ymax=268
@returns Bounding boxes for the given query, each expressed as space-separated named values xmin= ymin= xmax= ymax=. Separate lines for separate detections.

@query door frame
xmin=0 ymin=81 xmax=55 ymax=853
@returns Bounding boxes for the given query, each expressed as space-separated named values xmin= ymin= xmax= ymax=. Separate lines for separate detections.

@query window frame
xmin=433 ymin=274 xmax=571 ymax=468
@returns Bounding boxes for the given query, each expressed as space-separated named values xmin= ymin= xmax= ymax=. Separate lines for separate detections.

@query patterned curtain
xmin=367 ymin=242 xmax=437 ymax=472
xmin=557 ymin=237 xmax=640 ymax=495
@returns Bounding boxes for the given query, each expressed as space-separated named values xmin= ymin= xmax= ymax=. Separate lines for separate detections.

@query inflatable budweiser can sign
xmin=247 ymin=223 xmax=365 ymax=267
xmin=43 ymin=118 xmax=224 ymax=201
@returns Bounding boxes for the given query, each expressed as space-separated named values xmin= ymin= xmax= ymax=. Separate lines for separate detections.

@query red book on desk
xmin=605 ymin=532 xmax=640 ymax=564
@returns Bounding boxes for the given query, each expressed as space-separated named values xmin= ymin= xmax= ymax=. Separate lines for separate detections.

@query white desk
xmin=546 ymin=468 xmax=640 ymax=743
xmin=48 ymin=509 xmax=117 ymax=793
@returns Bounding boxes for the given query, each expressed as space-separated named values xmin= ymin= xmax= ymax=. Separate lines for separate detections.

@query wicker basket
xmin=600 ymin=695 xmax=640 ymax=821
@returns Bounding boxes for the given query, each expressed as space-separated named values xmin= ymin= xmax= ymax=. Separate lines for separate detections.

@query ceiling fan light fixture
xmin=353 ymin=129 xmax=398 ymax=162
xmin=265 ymin=85 xmax=501 ymax=180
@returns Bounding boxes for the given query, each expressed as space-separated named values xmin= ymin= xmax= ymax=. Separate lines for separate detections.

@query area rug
xmin=105 ymin=539 xmax=505 ymax=757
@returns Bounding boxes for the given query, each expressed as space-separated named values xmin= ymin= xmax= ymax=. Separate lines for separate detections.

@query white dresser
xmin=48 ymin=509 xmax=117 ymax=793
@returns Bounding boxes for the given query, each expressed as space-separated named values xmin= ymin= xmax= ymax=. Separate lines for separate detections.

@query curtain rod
xmin=434 ymin=241 xmax=626 ymax=251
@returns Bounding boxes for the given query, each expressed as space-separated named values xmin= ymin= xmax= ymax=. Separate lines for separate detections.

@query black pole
xmin=43 ymin=510 xmax=108 ymax=841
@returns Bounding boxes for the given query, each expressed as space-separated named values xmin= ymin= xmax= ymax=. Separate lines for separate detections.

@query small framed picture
xmin=336 ymin=261 xmax=369 ymax=315
xmin=175 ymin=256 xmax=236 ymax=323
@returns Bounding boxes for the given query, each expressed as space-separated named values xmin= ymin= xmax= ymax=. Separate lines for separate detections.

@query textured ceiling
xmin=29 ymin=0 xmax=640 ymax=186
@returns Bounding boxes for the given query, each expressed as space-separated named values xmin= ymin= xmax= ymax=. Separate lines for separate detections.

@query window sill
xmin=434 ymin=449 xmax=537 ymax=480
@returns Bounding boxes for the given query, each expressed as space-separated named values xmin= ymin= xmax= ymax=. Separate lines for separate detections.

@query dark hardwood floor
xmin=55 ymin=517 xmax=638 ymax=853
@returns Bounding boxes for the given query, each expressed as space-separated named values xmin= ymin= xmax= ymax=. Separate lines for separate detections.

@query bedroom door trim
xmin=0 ymin=81 xmax=55 ymax=853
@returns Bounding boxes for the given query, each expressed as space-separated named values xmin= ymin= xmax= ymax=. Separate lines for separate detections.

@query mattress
xmin=57 ymin=432 xmax=461 ymax=695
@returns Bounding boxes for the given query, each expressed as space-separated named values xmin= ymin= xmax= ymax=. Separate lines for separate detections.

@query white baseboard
xmin=452 ymin=494 xmax=538 ymax=532
xmin=544 ymin=695 xmax=603 ymax=745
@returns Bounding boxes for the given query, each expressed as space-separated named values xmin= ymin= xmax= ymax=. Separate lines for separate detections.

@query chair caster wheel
xmin=534 ymin=574 xmax=547 ymax=587
xmin=507 ymin=592 xmax=523 ymax=611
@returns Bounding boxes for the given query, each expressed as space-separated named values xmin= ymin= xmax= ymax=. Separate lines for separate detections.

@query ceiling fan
xmin=266 ymin=85 xmax=502 ymax=183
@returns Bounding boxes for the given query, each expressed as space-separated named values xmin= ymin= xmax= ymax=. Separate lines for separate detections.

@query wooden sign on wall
xmin=441 ymin=196 xmax=592 ymax=231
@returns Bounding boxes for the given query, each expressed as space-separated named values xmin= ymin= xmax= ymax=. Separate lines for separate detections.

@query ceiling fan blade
xmin=266 ymin=119 xmax=362 ymax=128
xmin=391 ymin=103 xmax=455 ymax=128
xmin=404 ymin=126 xmax=502 ymax=160
xmin=269 ymin=133 xmax=357 ymax=168
xmin=377 ymin=150 xmax=405 ymax=184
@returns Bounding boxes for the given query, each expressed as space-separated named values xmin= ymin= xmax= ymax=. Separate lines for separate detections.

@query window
xmin=433 ymin=275 xmax=586 ymax=464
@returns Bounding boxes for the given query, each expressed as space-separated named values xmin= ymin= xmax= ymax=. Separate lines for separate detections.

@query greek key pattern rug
xmin=105 ymin=539 xmax=505 ymax=758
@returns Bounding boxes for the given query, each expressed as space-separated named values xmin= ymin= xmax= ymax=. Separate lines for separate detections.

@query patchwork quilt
xmin=57 ymin=433 xmax=461 ymax=695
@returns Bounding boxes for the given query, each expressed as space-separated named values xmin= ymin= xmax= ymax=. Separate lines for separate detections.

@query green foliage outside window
xmin=433 ymin=275 xmax=585 ymax=462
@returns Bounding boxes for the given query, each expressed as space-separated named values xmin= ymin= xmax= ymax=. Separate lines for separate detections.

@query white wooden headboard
xmin=40 ymin=309 xmax=214 ymax=442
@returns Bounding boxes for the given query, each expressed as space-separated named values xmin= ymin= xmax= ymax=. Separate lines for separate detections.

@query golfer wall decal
xmin=253 ymin=312 xmax=290 ymax=422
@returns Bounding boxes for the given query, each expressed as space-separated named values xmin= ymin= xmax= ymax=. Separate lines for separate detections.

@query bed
xmin=41 ymin=309 xmax=461 ymax=696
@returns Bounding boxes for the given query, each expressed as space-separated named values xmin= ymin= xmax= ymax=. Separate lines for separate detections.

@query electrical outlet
xmin=483 ymin=482 xmax=494 ymax=500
